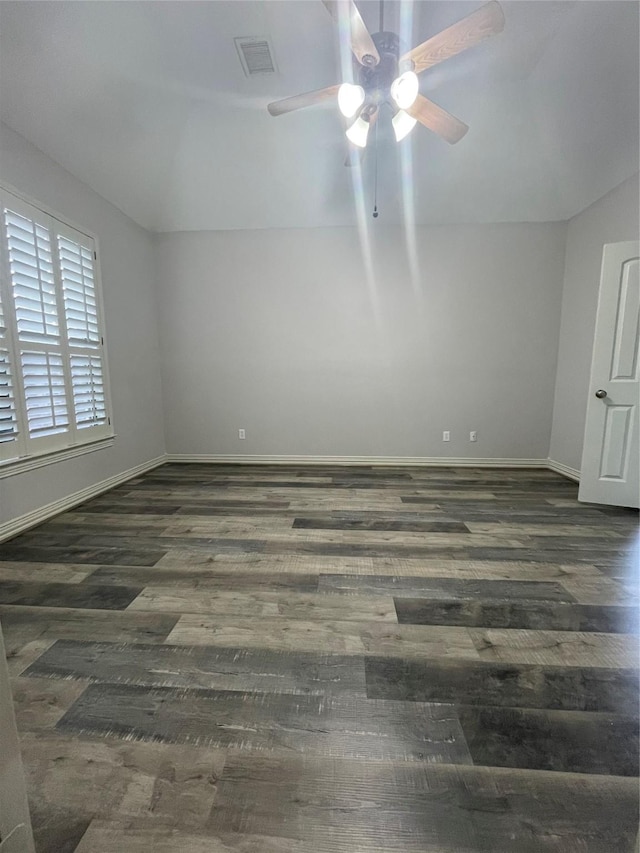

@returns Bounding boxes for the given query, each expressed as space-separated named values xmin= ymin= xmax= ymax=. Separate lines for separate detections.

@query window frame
xmin=0 ymin=182 xmax=114 ymax=474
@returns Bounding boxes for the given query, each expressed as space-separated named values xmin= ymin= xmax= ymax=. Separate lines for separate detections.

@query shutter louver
xmin=58 ymin=233 xmax=107 ymax=432
xmin=5 ymin=210 xmax=59 ymax=344
xmin=70 ymin=354 xmax=106 ymax=428
xmin=0 ymin=279 xmax=5 ymax=330
xmin=21 ymin=350 xmax=69 ymax=436
xmin=4 ymin=205 xmax=69 ymax=447
xmin=0 ymin=237 xmax=20 ymax=458
xmin=59 ymin=237 xmax=99 ymax=345
xmin=0 ymin=348 xmax=18 ymax=443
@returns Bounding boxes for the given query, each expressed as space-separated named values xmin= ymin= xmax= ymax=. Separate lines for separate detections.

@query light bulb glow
xmin=390 ymin=71 xmax=419 ymax=110
xmin=392 ymin=109 xmax=417 ymax=142
xmin=338 ymin=83 xmax=365 ymax=118
xmin=345 ymin=115 xmax=370 ymax=148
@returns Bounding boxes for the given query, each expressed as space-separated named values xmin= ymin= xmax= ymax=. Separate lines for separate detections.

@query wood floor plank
xmin=158 ymin=522 xmax=525 ymax=548
xmin=465 ymin=522 xmax=628 ymax=539
xmin=157 ymin=556 xmax=602 ymax=581
xmin=25 ymin=639 xmax=368 ymax=697
xmin=293 ymin=517 xmax=469 ymax=533
xmin=457 ymin=704 xmax=639 ymax=776
xmin=0 ymin=543 xmax=166 ymax=566
xmin=86 ymin=567 xmax=320 ymax=591
xmin=165 ymin=615 xmax=481 ymax=659
xmin=261 ymin=540 xmax=532 ymax=558
xmin=77 ymin=502 xmax=183 ymax=515
xmin=364 ymin=656 xmax=640 ymax=714
xmin=74 ymin=818 xmax=315 ymax=853
xmin=0 ymin=579 xmax=143 ymax=610
xmin=318 ymin=574 xmax=575 ymax=601
xmin=0 ymin=604 xmax=180 ymax=644
xmin=468 ymin=627 xmax=639 ymax=667
xmin=0 ymin=562 xmax=92 ymax=583
xmin=164 ymin=614 xmax=368 ymax=654
xmin=127 ymin=588 xmax=397 ymax=622
xmin=153 ymin=551 xmax=380 ymax=574
xmin=394 ymin=597 xmax=639 ymax=633
xmin=207 ymin=753 xmax=639 ymax=852
xmin=56 ymin=682 xmax=473 ymax=763
xmin=560 ymin=576 xmax=634 ymax=604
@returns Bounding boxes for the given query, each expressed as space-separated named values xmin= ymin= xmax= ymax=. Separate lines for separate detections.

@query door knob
xmin=595 ymin=389 xmax=607 ymax=399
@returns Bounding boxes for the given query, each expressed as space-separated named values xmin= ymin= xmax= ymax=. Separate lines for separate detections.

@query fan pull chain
xmin=372 ymin=117 xmax=379 ymax=219
xmin=373 ymin=0 xmax=382 ymax=218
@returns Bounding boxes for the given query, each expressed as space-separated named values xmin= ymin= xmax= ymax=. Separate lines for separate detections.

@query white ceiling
xmin=0 ymin=1 xmax=638 ymax=232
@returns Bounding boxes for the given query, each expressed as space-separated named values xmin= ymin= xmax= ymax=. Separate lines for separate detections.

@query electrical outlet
xmin=238 ymin=428 xmax=246 ymax=440
xmin=469 ymin=431 xmax=477 ymax=442
xmin=442 ymin=431 xmax=450 ymax=442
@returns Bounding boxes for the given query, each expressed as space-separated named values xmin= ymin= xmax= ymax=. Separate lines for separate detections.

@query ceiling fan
xmin=267 ymin=0 xmax=505 ymax=154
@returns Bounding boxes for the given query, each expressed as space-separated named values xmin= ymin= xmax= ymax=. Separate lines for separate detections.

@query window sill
xmin=0 ymin=436 xmax=116 ymax=479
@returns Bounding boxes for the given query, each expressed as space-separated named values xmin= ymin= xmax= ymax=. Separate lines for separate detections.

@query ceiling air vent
xmin=235 ymin=37 xmax=277 ymax=76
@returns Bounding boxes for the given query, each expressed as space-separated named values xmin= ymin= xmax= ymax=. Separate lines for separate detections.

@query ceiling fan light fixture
xmin=390 ymin=71 xmax=419 ymax=110
xmin=345 ymin=114 xmax=370 ymax=148
xmin=392 ymin=109 xmax=418 ymax=142
xmin=337 ymin=83 xmax=365 ymax=118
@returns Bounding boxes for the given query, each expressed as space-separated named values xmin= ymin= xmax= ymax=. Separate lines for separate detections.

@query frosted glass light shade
xmin=392 ymin=109 xmax=417 ymax=141
xmin=338 ymin=83 xmax=365 ymax=118
xmin=345 ymin=115 xmax=370 ymax=148
xmin=390 ymin=71 xmax=419 ymax=110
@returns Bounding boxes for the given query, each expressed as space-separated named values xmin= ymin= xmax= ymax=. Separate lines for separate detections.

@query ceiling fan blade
xmin=322 ymin=0 xmax=380 ymax=67
xmin=405 ymin=95 xmax=469 ymax=144
xmin=401 ymin=1 xmax=505 ymax=75
xmin=267 ymin=84 xmax=341 ymax=116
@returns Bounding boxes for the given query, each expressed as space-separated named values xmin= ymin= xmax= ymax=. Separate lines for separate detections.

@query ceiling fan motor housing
xmin=358 ymin=31 xmax=400 ymax=108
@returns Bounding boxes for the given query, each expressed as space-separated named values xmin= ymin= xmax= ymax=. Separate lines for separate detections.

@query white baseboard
xmin=547 ymin=458 xmax=581 ymax=482
xmin=0 ymin=454 xmax=168 ymax=543
xmin=166 ymin=453 xmax=549 ymax=468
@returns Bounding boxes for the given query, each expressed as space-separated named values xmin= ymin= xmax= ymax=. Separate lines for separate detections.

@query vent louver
xmin=235 ymin=37 xmax=277 ymax=76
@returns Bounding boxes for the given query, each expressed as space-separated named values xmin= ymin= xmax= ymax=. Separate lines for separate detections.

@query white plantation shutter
xmin=20 ymin=350 xmax=69 ymax=436
xmin=59 ymin=236 xmax=99 ymax=346
xmin=70 ymin=354 xmax=106 ymax=428
xmin=0 ymin=187 xmax=112 ymax=464
xmin=0 ymin=349 xmax=18 ymax=446
xmin=0 ymin=250 xmax=21 ymax=461
xmin=3 ymin=203 xmax=69 ymax=452
xmin=58 ymin=230 xmax=109 ymax=436
xmin=6 ymin=211 xmax=59 ymax=344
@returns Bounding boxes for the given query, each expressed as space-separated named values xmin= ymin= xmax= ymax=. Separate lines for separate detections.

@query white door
xmin=579 ymin=241 xmax=639 ymax=508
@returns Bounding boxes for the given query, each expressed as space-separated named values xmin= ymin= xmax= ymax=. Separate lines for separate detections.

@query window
xmin=0 ymin=187 xmax=112 ymax=465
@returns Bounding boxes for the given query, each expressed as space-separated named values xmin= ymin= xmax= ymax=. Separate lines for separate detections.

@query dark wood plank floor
xmin=1 ymin=463 xmax=639 ymax=852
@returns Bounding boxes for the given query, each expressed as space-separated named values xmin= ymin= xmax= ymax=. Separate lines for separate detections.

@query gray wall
xmin=549 ymin=174 xmax=640 ymax=472
xmin=156 ymin=222 xmax=567 ymax=460
xmin=0 ymin=123 xmax=166 ymax=525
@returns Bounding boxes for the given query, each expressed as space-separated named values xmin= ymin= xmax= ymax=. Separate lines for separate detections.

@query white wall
xmin=549 ymin=174 xmax=640 ymax=472
xmin=156 ymin=222 xmax=567 ymax=460
xmin=0 ymin=123 xmax=165 ymax=527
